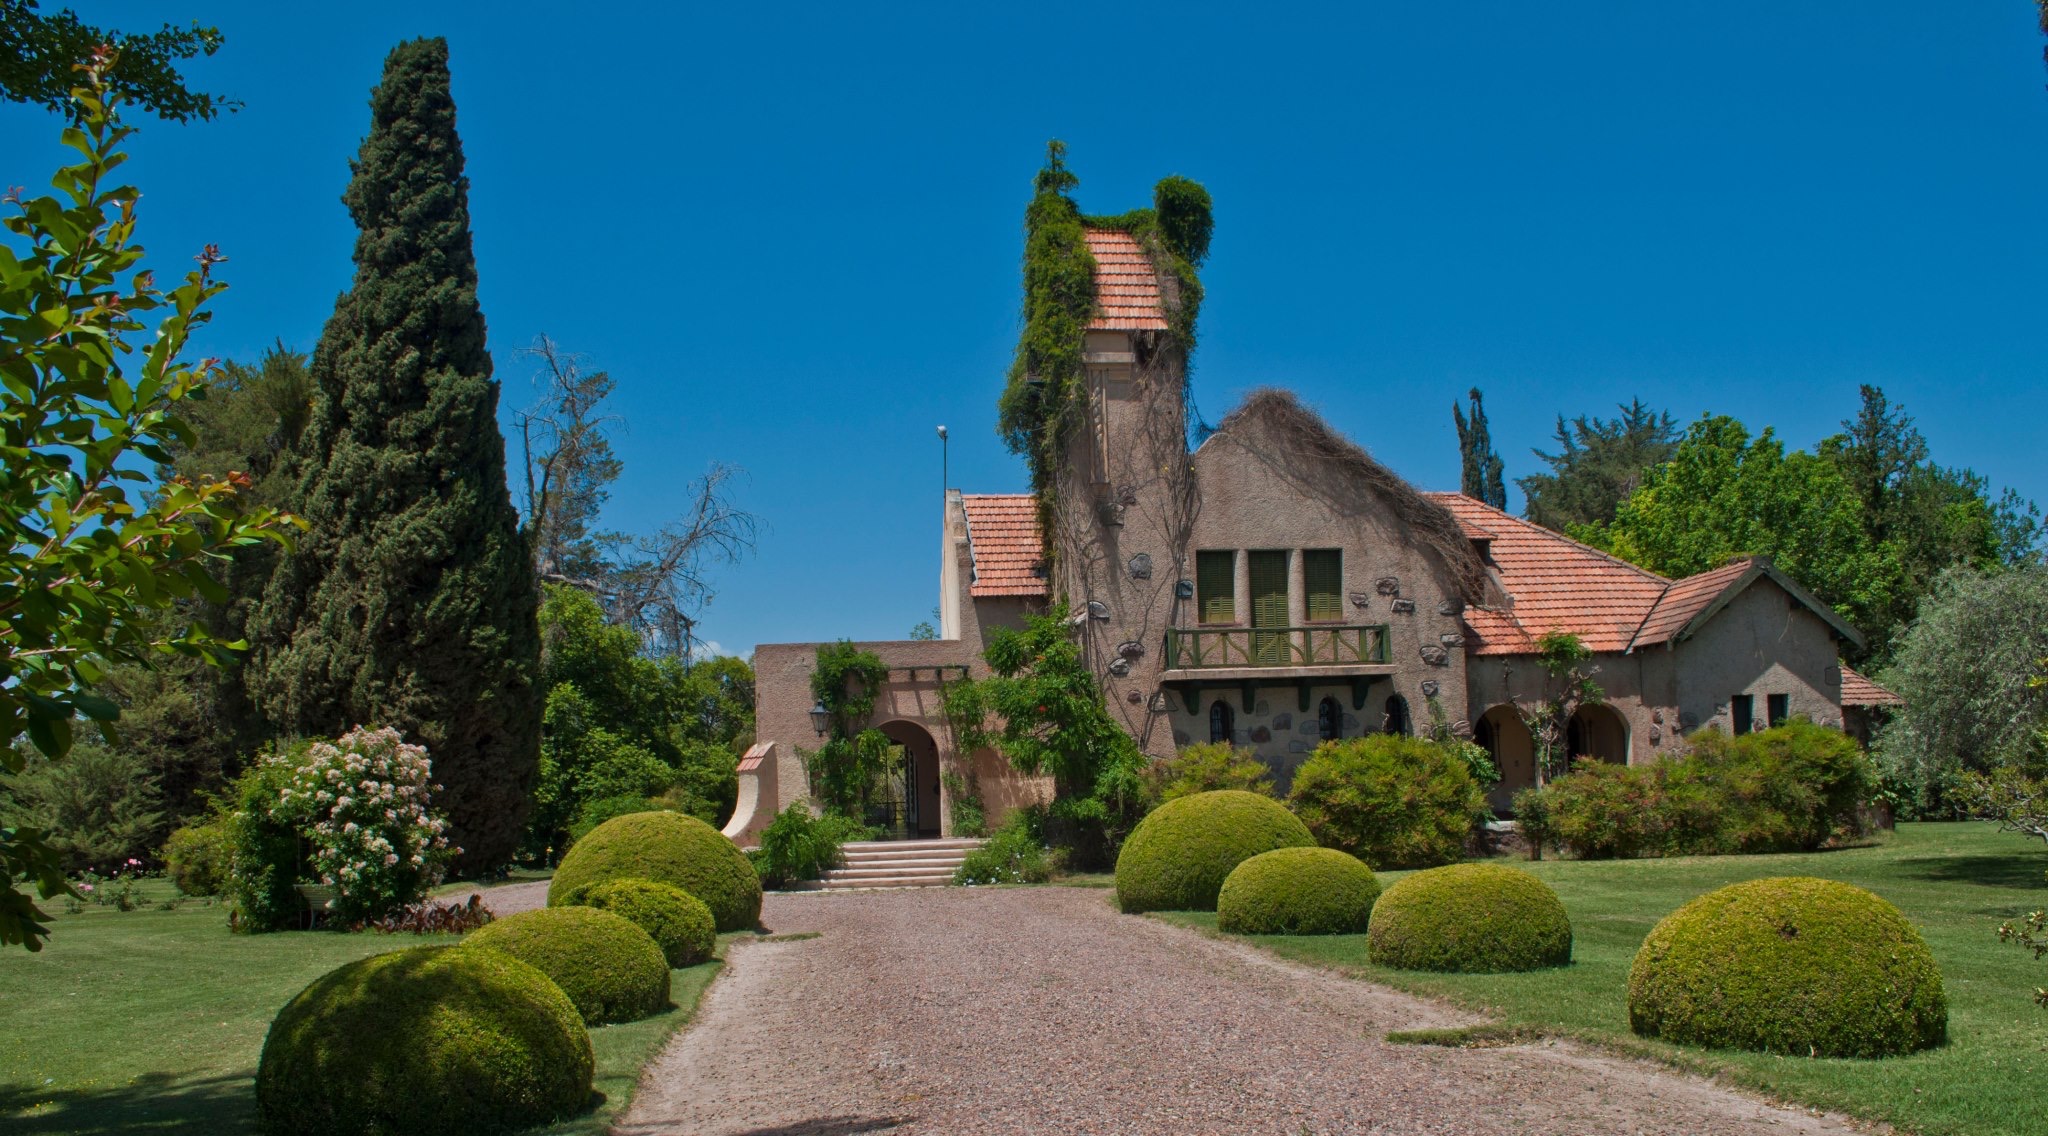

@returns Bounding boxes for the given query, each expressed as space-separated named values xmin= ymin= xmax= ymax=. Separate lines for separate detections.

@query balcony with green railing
xmin=1163 ymin=623 xmax=1391 ymax=671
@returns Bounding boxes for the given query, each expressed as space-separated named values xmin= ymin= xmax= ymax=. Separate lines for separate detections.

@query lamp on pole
xmin=936 ymin=424 xmax=948 ymax=495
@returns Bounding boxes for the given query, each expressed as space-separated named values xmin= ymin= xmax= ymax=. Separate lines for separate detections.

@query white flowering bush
xmin=225 ymin=727 xmax=456 ymax=931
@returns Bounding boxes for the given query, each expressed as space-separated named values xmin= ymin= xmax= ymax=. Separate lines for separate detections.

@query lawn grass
xmin=0 ymin=878 xmax=727 ymax=1135
xmin=1156 ymin=821 xmax=2048 ymax=1136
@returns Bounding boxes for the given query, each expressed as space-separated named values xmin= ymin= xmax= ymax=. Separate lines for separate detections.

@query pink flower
xmin=79 ymin=883 xmax=95 ymax=893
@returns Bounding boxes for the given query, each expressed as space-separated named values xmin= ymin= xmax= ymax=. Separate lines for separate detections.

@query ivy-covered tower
xmin=250 ymin=38 xmax=541 ymax=872
xmin=997 ymin=145 xmax=1213 ymax=754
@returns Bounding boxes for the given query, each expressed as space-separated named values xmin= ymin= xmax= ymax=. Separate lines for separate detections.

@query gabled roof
xmin=1425 ymin=494 xmax=1865 ymax=655
xmin=1428 ymin=494 xmax=1668 ymax=653
xmin=960 ymin=494 xmax=1047 ymax=598
xmin=1840 ymin=665 xmax=1904 ymax=708
xmin=1084 ymin=229 xmax=1169 ymax=331
xmin=1215 ymin=391 xmax=1488 ymax=602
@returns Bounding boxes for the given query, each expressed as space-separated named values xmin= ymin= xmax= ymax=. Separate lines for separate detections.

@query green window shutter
xmin=1249 ymin=551 xmax=1289 ymax=628
xmin=1197 ymin=550 xmax=1235 ymax=623
xmin=1304 ymin=549 xmax=1342 ymax=622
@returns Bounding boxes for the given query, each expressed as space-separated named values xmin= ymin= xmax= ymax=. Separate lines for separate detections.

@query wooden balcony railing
xmin=1164 ymin=624 xmax=1392 ymax=670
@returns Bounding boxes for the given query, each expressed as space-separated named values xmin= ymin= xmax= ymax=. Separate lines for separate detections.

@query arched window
xmin=1317 ymin=697 xmax=1342 ymax=742
xmin=1209 ymin=700 xmax=1235 ymax=744
xmin=1383 ymin=695 xmax=1411 ymax=736
xmin=1474 ymin=714 xmax=1496 ymax=756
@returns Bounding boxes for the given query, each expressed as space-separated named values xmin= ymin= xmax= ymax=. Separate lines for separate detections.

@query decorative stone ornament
xmin=1375 ymin=577 xmax=1401 ymax=596
xmin=1127 ymin=553 xmax=1153 ymax=580
xmin=1086 ymin=600 xmax=1110 ymax=620
xmin=1649 ymin=726 xmax=1663 ymax=745
xmin=1419 ymin=680 xmax=1441 ymax=698
xmin=1349 ymin=591 xmax=1372 ymax=609
xmin=1125 ymin=689 xmax=1143 ymax=704
xmin=1108 ymin=658 xmax=1132 ymax=677
xmin=1419 ymin=645 xmax=1450 ymax=666
xmin=1150 ymin=691 xmax=1174 ymax=713
xmin=1438 ymin=600 xmax=1463 ymax=616
xmin=1116 ymin=640 xmax=1145 ymax=660
xmin=1391 ymin=599 xmax=1417 ymax=614
xmin=1176 ymin=579 xmax=1195 ymax=599
xmin=1651 ymin=709 xmax=1665 ymax=725
xmin=1440 ymin=633 xmax=1465 ymax=647
xmin=1451 ymin=719 xmax=1474 ymax=739
xmin=1117 ymin=485 xmax=1138 ymax=506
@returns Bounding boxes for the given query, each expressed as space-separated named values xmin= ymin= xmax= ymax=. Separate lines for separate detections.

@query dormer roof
xmin=1084 ymin=229 xmax=1169 ymax=331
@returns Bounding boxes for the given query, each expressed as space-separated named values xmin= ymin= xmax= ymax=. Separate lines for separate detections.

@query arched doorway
xmin=1382 ymin=695 xmax=1411 ymax=736
xmin=876 ymin=720 xmax=942 ymax=838
xmin=1475 ymin=705 xmax=1535 ymax=814
xmin=1317 ymin=696 xmax=1343 ymax=742
xmin=1566 ymin=704 xmax=1629 ymax=766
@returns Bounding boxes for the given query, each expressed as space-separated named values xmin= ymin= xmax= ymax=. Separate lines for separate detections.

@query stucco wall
xmin=1674 ymin=577 xmax=1845 ymax=734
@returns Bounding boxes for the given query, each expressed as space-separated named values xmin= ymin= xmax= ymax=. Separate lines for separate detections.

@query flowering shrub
xmin=225 ymin=727 xmax=455 ymax=931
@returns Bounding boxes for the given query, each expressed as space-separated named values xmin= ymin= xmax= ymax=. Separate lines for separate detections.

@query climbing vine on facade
xmin=994 ymin=141 xmax=1213 ymax=558
xmin=800 ymin=641 xmax=896 ymax=819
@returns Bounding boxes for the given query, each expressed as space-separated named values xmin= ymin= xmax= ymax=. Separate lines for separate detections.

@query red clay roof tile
xmin=1084 ymin=229 xmax=1169 ymax=331
xmin=962 ymin=494 xmax=1047 ymax=598
xmin=1840 ymin=665 xmax=1904 ymax=707
xmin=1427 ymin=493 xmax=1671 ymax=654
xmin=1632 ymin=559 xmax=1756 ymax=646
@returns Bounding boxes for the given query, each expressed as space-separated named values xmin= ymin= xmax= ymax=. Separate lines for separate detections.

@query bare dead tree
xmin=600 ymin=462 xmax=758 ymax=662
xmin=515 ymin=335 xmax=622 ymax=585
xmin=514 ymin=336 xmax=757 ymax=661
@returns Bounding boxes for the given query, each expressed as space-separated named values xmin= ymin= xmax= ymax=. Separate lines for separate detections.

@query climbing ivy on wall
xmin=994 ymin=142 xmax=1214 ymax=552
xmin=802 ymin=641 xmax=897 ymax=818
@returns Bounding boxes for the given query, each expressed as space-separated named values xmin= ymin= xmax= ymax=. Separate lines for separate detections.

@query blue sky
xmin=5 ymin=2 xmax=2044 ymax=657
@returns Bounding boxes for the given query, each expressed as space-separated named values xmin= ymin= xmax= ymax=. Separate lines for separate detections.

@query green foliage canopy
xmin=0 ymin=61 xmax=297 ymax=949
xmin=0 ymin=3 xmax=235 ymax=122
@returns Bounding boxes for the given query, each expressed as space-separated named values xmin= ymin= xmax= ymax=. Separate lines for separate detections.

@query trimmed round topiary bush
xmin=1367 ymin=863 xmax=1572 ymax=972
xmin=1217 ymin=846 xmax=1381 ymax=935
xmin=577 ymin=877 xmax=716 ymax=968
xmin=463 ymin=907 xmax=671 ymax=1025
xmin=1115 ymin=790 xmax=1316 ymax=914
xmin=1627 ymin=876 xmax=1946 ymax=1057
xmin=548 ymin=810 xmax=762 ymax=932
xmin=255 ymin=945 xmax=592 ymax=1136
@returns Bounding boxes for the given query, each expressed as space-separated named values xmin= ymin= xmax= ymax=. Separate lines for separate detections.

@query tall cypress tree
xmin=1453 ymin=387 xmax=1507 ymax=509
xmin=250 ymin=38 xmax=539 ymax=872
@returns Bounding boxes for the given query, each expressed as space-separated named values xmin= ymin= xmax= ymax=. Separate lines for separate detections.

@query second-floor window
xmin=1196 ymin=550 xmax=1235 ymax=624
xmin=1304 ymin=549 xmax=1342 ymax=621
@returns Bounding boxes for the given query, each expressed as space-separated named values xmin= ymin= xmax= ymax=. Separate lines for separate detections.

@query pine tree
xmin=250 ymin=38 xmax=539 ymax=872
xmin=1452 ymin=387 xmax=1507 ymax=509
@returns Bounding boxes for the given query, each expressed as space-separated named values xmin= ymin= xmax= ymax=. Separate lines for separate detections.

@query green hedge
xmin=255 ymin=945 xmax=592 ymax=1136
xmin=463 ymin=907 xmax=671 ymax=1025
xmin=1628 ymin=876 xmax=1947 ymax=1057
xmin=577 ymin=878 xmax=716 ymax=968
xmin=1115 ymin=790 xmax=1314 ymax=913
xmin=1517 ymin=719 xmax=1877 ymax=859
xmin=1367 ymin=863 xmax=1572 ymax=972
xmin=1217 ymin=846 xmax=1380 ymax=935
xmin=549 ymin=810 xmax=762 ymax=932
xmin=1286 ymin=735 xmax=1487 ymax=870
xmin=163 ymin=816 xmax=232 ymax=897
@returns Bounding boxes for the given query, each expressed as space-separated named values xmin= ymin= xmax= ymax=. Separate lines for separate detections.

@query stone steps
xmin=797 ymin=838 xmax=982 ymax=891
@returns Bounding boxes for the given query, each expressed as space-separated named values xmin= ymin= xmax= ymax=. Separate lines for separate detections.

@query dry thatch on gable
xmin=1210 ymin=388 xmax=1488 ymax=603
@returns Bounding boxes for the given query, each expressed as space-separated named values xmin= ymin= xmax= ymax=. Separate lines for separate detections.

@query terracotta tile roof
xmin=1428 ymin=493 xmax=1671 ymax=654
xmin=1084 ymin=229 xmax=1169 ymax=331
xmin=1840 ymin=665 xmax=1904 ymax=708
xmin=1633 ymin=559 xmax=1757 ymax=646
xmin=961 ymin=494 xmax=1047 ymax=598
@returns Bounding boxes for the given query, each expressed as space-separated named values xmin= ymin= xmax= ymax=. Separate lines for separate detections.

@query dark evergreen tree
xmin=1518 ymin=399 xmax=1681 ymax=531
xmin=250 ymin=38 xmax=540 ymax=872
xmin=1452 ymin=388 xmax=1507 ymax=509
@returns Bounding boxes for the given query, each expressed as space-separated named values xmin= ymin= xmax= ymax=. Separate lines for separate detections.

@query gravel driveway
xmin=615 ymin=886 xmax=1863 ymax=1136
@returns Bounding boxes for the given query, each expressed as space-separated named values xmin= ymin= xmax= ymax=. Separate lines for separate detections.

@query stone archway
xmin=1475 ymin=705 xmax=1534 ymax=814
xmin=876 ymin=720 xmax=943 ymax=838
xmin=1566 ymin=703 xmax=1629 ymax=765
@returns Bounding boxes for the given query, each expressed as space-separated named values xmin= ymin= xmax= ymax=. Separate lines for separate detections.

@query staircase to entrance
xmin=800 ymin=838 xmax=983 ymax=891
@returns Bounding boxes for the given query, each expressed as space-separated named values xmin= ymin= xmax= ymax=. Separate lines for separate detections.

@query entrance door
xmin=1249 ymin=550 xmax=1289 ymax=665
xmin=877 ymin=720 xmax=943 ymax=838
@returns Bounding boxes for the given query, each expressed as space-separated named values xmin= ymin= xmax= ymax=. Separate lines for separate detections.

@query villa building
xmin=728 ymin=226 xmax=1899 ymax=843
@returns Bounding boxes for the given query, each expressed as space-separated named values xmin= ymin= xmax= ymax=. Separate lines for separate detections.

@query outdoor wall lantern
xmin=809 ymin=701 xmax=831 ymax=738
